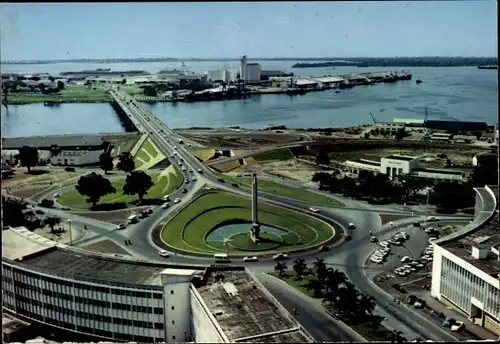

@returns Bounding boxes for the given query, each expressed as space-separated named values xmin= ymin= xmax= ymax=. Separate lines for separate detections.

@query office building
xmin=431 ymin=185 xmax=499 ymax=335
xmin=2 ymin=227 xmax=314 ymax=343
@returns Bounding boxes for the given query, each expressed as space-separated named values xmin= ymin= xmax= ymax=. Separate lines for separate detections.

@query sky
xmin=0 ymin=1 xmax=497 ymax=61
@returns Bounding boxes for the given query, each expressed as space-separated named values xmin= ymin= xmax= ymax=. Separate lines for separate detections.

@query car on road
xmin=243 ymin=256 xmax=258 ymax=262
xmin=451 ymin=321 xmax=464 ymax=332
xmin=319 ymin=245 xmax=329 ymax=251
xmin=427 ymin=216 xmax=439 ymax=222
xmin=344 ymin=235 xmax=352 ymax=241
xmin=197 ymin=169 xmax=203 ymax=173
xmin=117 ymin=223 xmax=126 ymax=230
xmin=189 ymin=169 xmax=193 ymax=173
xmin=232 ymin=183 xmax=239 ymax=188
xmin=162 ymin=203 xmax=169 ymax=209
xmin=309 ymin=207 xmax=319 ymax=213
xmin=348 ymin=222 xmax=356 ymax=229
xmin=191 ymin=177 xmax=197 ymax=181
xmin=370 ymin=236 xmax=378 ymax=243
xmin=61 ymin=206 xmax=70 ymax=210
xmin=163 ymin=195 xmax=170 ymax=201
xmin=35 ymin=210 xmax=44 ymax=215
xmin=185 ymin=180 xmax=190 ymax=184
xmin=181 ymin=167 xmax=186 ymax=171
xmin=443 ymin=317 xmax=456 ymax=327
xmin=181 ymin=189 xmax=187 ymax=193
xmin=64 ymin=167 xmax=76 ymax=172
xmin=413 ymin=222 xmax=421 ymax=227
xmin=273 ymin=253 xmax=289 ymax=260
xmin=401 ymin=256 xmax=412 ymax=263
xmin=379 ymin=241 xmax=389 ymax=248
xmin=173 ymin=198 xmax=181 ymax=204
xmin=146 ymin=208 xmax=153 ymax=215
xmin=158 ymin=250 xmax=170 ymax=258
xmin=53 ymin=193 xmax=60 ymax=198
xmin=413 ymin=299 xmax=426 ymax=309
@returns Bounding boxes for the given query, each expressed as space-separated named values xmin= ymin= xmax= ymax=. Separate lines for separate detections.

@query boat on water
xmin=477 ymin=65 xmax=498 ymax=70
xmin=416 ymin=80 xmax=423 ymax=84
xmin=43 ymin=101 xmax=62 ymax=106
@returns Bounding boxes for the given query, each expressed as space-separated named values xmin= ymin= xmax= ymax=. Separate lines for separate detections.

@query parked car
xmin=273 ymin=253 xmax=289 ymax=260
xmin=309 ymin=207 xmax=319 ymax=213
xmin=370 ymin=236 xmax=378 ymax=243
xmin=162 ymin=203 xmax=169 ymax=209
xmin=243 ymin=256 xmax=258 ymax=262
xmin=443 ymin=317 xmax=456 ymax=327
xmin=451 ymin=321 xmax=464 ymax=332
xmin=348 ymin=222 xmax=356 ymax=229
xmin=64 ymin=167 xmax=76 ymax=172
xmin=117 ymin=223 xmax=126 ymax=230
xmin=158 ymin=250 xmax=170 ymax=258
xmin=413 ymin=299 xmax=426 ymax=309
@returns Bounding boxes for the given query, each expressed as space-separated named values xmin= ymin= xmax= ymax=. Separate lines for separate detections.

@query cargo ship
xmin=477 ymin=65 xmax=498 ymax=70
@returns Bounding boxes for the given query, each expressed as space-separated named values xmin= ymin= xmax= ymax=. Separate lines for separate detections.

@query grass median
xmin=220 ymin=173 xmax=344 ymax=208
xmin=161 ymin=191 xmax=335 ymax=255
xmin=58 ymin=167 xmax=183 ymax=209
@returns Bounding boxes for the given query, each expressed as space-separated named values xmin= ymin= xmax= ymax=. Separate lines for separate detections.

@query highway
xmin=5 ymin=88 xmax=465 ymax=342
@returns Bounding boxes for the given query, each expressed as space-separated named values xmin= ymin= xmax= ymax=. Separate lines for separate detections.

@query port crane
xmin=369 ymin=112 xmax=378 ymax=124
xmin=424 ymin=107 xmax=429 ymax=122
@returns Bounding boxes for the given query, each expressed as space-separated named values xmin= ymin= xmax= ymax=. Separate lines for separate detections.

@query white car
xmin=161 ymin=202 xmax=169 ymax=209
xmin=61 ymin=206 xmax=70 ymax=210
xmin=163 ymin=195 xmax=170 ymax=201
xmin=243 ymin=256 xmax=258 ymax=262
xmin=309 ymin=207 xmax=319 ymax=213
xmin=198 ymin=168 xmax=203 ymax=173
xmin=173 ymin=198 xmax=181 ymax=204
xmin=348 ymin=222 xmax=356 ymax=229
xmin=427 ymin=216 xmax=439 ymax=222
xmin=370 ymin=257 xmax=383 ymax=264
xmin=273 ymin=253 xmax=289 ymax=260
xmin=53 ymin=193 xmax=60 ymax=198
xmin=428 ymin=237 xmax=438 ymax=243
xmin=181 ymin=167 xmax=186 ymax=171
xmin=401 ymin=256 xmax=412 ymax=263
xmin=158 ymin=250 xmax=170 ymax=258
xmin=379 ymin=241 xmax=389 ymax=248
xmin=192 ymin=176 xmax=197 ymax=182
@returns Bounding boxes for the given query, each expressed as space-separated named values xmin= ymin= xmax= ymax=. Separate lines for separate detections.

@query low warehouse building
xmin=50 ymin=150 xmax=103 ymax=166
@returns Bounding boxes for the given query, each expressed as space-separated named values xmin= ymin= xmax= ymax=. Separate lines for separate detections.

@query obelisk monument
xmin=250 ymin=172 xmax=261 ymax=242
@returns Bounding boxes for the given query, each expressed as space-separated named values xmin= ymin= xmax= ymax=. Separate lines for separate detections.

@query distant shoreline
xmin=2 ymin=56 xmax=497 ymax=66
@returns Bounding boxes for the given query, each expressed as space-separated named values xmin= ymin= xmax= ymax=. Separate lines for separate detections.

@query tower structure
xmin=250 ymin=172 xmax=261 ymax=242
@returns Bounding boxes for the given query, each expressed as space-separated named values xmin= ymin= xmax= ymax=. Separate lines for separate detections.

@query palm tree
xmin=293 ymin=258 xmax=307 ymax=281
xmin=391 ymin=330 xmax=406 ymax=343
xmin=304 ymin=278 xmax=323 ymax=298
xmin=43 ymin=216 xmax=61 ymax=234
xmin=358 ymin=293 xmax=376 ymax=316
xmin=274 ymin=262 xmax=288 ymax=277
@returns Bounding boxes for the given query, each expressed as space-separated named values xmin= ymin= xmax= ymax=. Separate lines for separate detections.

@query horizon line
xmin=2 ymin=56 xmax=498 ymax=64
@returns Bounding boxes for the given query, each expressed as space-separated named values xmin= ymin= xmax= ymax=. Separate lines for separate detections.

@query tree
xmin=75 ymin=172 xmax=116 ymax=207
xmin=43 ymin=216 xmax=61 ymax=233
xmin=144 ymin=86 xmax=158 ymax=97
xmin=274 ymin=262 xmax=288 ymax=277
xmin=292 ymin=258 xmax=307 ymax=281
xmin=39 ymin=83 xmax=46 ymax=93
xmin=315 ymin=150 xmax=330 ymax=167
xmin=122 ymin=171 xmax=154 ymax=202
xmin=18 ymin=146 xmax=39 ymax=173
xmin=1 ymin=196 xmax=28 ymax=228
xmin=116 ymin=152 xmax=135 ymax=173
xmin=99 ymin=152 xmax=114 ymax=174
xmin=313 ymin=258 xmax=328 ymax=282
xmin=56 ymin=80 xmax=65 ymax=90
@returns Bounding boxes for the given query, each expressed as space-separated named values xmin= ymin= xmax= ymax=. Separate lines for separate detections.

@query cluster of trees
xmin=312 ymin=169 xmax=482 ymax=213
xmin=76 ymin=152 xmax=154 ymax=207
xmin=275 ymin=258 xmax=406 ymax=342
xmin=2 ymin=196 xmax=63 ymax=234
xmin=2 ymin=77 xmax=65 ymax=95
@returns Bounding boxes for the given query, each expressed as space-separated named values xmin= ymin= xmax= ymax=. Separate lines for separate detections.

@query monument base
xmin=250 ymin=223 xmax=261 ymax=243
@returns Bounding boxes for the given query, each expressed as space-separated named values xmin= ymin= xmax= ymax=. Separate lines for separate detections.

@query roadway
xmin=5 ymin=89 xmax=465 ymax=342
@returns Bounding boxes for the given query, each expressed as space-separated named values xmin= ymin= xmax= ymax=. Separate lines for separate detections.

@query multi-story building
xmin=50 ymin=150 xmax=103 ymax=166
xmin=2 ymin=227 xmax=314 ymax=343
xmin=431 ymin=185 xmax=500 ymax=335
xmin=239 ymin=56 xmax=261 ymax=84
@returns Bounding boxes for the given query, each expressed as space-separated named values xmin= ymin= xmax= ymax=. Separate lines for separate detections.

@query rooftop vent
xmin=471 ymin=246 xmax=488 ymax=260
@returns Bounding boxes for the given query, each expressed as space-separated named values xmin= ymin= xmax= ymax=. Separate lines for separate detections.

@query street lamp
xmin=223 ymin=238 xmax=231 ymax=258
xmin=67 ymin=219 xmax=73 ymax=246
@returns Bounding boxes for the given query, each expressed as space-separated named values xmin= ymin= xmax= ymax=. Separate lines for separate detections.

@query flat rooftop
xmin=2 ymin=228 xmax=200 ymax=288
xmin=347 ymin=159 xmax=381 ymax=167
xmin=442 ymin=213 xmax=499 ymax=275
xmin=385 ymin=155 xmax=416 ymax=162
xmin=196 ymin=269 xmax=312 ymax=342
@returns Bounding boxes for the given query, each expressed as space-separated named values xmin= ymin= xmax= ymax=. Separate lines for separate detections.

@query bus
xmin=127 ymin=215 xmax=139 ymax=224
xmin=214 ymin=253 xmax=230 ymax=263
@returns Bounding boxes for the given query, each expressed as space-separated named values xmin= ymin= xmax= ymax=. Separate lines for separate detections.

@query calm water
xmin=1 ymin=61 xmax=498 ymax=137
xmin=206 ymin=223 xmax=286 ymax=241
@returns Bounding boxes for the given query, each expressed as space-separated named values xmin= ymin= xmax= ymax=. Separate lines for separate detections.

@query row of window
xmin=4 ymin=271 xmax=162 ymax=299
xmin=10 ymin=282 xmax=164 ymax=313
xmin=16 ymin=296 xmax=165 ymax=329
xmin=17 ymin=308 xmax=164 ymax=343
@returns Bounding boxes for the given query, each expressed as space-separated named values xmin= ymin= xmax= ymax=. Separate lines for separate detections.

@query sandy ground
xmin=82 ymin=239 xmax=130 ymax=256
xmin=33 ymin=224 xmax=84 ymax=245
xmin=234 ymin=159 xmax=320 ymax=183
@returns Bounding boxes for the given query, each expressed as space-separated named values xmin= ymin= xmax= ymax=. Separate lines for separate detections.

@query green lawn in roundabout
xmin=58 ymin=167 xmax=183 ymax=209
xmin=161 ymin=191 xmax=336 ymax=255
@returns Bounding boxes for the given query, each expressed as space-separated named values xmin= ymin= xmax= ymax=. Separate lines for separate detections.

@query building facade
xmin=2 ymin=228 xmax=314 ymax=343
xmin=50 ymin=150 xmax=103 ymax=166
xmin=431 ymin=185 xmax=500 ymax=335
xmin=379 ymin=155 xmax=420 ymax=178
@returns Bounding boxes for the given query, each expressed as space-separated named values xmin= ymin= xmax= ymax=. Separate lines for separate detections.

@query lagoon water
xmin=1 ymin=61 xmax=498 ymax=137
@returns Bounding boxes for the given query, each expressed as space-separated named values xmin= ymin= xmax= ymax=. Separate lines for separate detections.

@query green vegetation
xmin=220 ymin=174 xmax=344 ymax=207
xmin=58 ymin=168 xmax=182 ymax=209
xmin=252 ymin=149 xmax=294 ymax=162
xmin=134 ymin=138 xmax=161 ymax=169
xmin=272 ymin=259 xmax=400 ymax=342
xmin=5 ymin=86 xmax=111 ymax=103
xmin=190 ymin=148 xmax=216 ymax=161
xmin=161 ymin=191 xmax=334 ymax=255
xmin=229 ymin=232 xmax=283 ymax=251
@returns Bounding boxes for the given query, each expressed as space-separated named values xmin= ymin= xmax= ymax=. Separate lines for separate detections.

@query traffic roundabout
xmin=158 ymin=190 xmax=337 ymax=256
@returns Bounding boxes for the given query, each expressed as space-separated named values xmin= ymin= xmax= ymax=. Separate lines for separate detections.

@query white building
xmin=2 ymin=227 xmax=314 ymax=343
xmin=430 ymin=185 xmax=499 ymax=335
xmin=50 ymin=150 xmax=103 ymax=166
xmin=380 ymin=155 xmax=420 ymax=178
xmin=205 ymin=70 xmax=226 ymax=82
xmin=239 ymin=56 xmax=261 ymax=84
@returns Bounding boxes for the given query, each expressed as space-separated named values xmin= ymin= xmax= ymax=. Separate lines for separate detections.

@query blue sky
xmin=0 ymin=1 xmax=497 ymax=61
